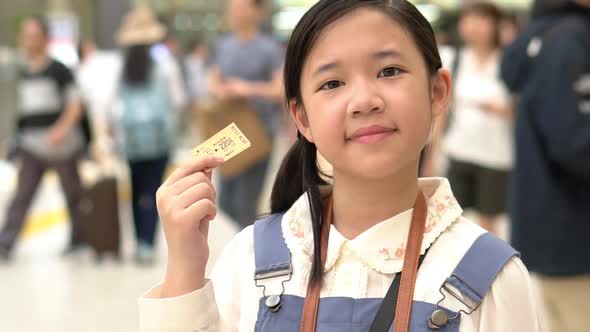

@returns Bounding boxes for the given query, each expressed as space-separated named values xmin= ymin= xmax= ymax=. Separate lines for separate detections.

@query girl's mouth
xmin=348 ymin=125 xmax=398 ymax=144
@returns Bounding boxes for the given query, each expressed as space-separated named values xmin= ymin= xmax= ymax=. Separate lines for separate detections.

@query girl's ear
xmin=289 ymin=99 xmax=315 ymax=143
xmin=430 ymin=68 xmax=452 ymax=120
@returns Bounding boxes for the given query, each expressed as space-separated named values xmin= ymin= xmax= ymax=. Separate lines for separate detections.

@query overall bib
xmin=252 ymin=214 xmax=518 ymax=331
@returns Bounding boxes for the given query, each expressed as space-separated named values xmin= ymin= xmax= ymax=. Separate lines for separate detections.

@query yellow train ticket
xmin=191 ymin=123 xmax=251 ymax=162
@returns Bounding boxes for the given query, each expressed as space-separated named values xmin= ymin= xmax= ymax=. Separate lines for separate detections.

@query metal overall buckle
xmin=254 ymin=264 xmax=293 ymax=313
xmin=428 ymin=274 xmax=481 ymax=330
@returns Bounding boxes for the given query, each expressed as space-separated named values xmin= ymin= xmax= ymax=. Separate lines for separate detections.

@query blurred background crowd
xmin=0 ymin=0 xmax=588 ymax=331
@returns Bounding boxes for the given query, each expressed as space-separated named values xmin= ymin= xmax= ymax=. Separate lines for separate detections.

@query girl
xmin=140 ymin=0 xmax=541 ymax=331
xmin=115 ymin=7 xmax=185 ymax=265
xmin=434 ymin=3 xmax=515 ymax=235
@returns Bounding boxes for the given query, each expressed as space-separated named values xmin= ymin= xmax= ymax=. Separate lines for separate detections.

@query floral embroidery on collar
xmin=379 ymin=243 xmax=406 ymax=261
xmin=281 ymin=178 xmax=463 ymax=274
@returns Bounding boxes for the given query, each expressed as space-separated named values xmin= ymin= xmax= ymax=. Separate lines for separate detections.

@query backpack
xmin=120 ymin=68 xmax=174 ymax=161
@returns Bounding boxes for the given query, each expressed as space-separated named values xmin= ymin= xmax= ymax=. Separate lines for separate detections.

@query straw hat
xmin=116 ymin=6 xmax=166 ymax=47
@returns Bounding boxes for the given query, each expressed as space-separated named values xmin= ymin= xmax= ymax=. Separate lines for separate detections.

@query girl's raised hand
xmin=156 ymin=155 xmax=224 ymax=297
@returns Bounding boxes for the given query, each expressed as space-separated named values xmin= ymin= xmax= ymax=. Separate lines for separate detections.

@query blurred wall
xmin=96 ymin=0 xmax=131 ymax=49
xmin=0 ymin=67 xmax=17 ymax=155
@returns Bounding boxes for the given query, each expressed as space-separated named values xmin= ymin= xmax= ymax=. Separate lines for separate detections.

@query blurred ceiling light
xmin=415 ymin=4 xmax=441 ymax=23
xmin=273 ymin=7 xmax=308 ymax=32
xmin=428 ymin=0 xmax=532 ymax=9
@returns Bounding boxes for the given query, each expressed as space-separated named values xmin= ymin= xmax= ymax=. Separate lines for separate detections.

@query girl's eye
xmin=320 ymin=80 xmax=343 ymax=91
xmin=378 ymin=67 xmax=402 ymax=78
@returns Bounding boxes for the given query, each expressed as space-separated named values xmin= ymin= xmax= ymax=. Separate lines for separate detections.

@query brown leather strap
xmin=393 ymin=192 xmax=427 ymax=332
xmin=300 ymin=197 xmax=332 ymax=332
xmin=300 ymin=191 xmax=427 ymax=332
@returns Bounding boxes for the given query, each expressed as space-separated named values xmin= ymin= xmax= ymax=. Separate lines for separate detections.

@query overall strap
xmin=392 ymin=192 xmax=428 ymax=332
xmin=253 ymin=213 xmax=291 ymax=281
xmin=443 ymin=233 xmax=519 ymax=312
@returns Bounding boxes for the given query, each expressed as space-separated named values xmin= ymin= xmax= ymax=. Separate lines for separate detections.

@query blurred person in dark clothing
xmin=208 ymin=0 xmax=284 ymax=228
xmin=0 ymin=17 xmax=85 ymax=261
xmin=500 ymin=1 xmax=590 ymax=331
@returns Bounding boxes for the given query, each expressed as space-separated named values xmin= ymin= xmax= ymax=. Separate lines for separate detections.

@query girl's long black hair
xmin=122 ymin=44 xmax=152 ymax=86
xmin=270 ymin=0 xmax=443 ymax=286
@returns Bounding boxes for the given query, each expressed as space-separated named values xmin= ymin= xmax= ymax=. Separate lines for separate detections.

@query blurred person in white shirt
xmin=428 ymin=3 xmax=514 ymax=235
xmin=185 ymin=37 xmax=209 ymax=103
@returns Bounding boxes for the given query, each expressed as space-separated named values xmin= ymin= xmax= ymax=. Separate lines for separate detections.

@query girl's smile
xmin=347 ymin=124 xmax=399 ymax=144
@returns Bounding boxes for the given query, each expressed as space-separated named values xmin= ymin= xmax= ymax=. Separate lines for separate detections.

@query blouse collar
xmin=281 ymin=178 xmax=463 ymax=274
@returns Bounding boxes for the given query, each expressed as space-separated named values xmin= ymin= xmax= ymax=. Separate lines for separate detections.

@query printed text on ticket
xmin=191 ymin=123 xmax=251 ymax=162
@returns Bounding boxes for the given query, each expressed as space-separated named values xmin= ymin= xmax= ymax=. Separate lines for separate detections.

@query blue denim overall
xmin=253 ymin=214 xmax=518 ymax=332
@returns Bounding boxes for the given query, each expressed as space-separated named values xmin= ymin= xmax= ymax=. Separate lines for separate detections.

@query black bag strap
xmin=17 ymin=113 xmax=61 ymax=129
xmin=445 ymin=47 xmax=462 ymax=133
xmin=451 ymin=47 xmax=462 ymax=81
xmin=369 ymin=250 xmax=429 ymax=332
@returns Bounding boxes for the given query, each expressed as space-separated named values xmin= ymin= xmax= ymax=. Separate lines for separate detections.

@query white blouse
xmin=139 ymin=178 xmax=543 ymax=331
xmin=441 ymin=47 xmax=514 ymax=170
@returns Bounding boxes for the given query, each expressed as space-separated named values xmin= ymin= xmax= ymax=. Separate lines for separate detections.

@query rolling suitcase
xmin=78 ymin=176 xmax=121 ymax=261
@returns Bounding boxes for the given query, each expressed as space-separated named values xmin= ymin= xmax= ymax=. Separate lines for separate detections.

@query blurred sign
xmin=430 ymin=0 xmax=532 ymax=9
xmin=273 ymin=0 xmax=317 ymax=38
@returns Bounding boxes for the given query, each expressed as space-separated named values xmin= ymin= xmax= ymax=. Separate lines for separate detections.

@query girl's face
xmin=292 ymin=8 xmax=449 ymax=181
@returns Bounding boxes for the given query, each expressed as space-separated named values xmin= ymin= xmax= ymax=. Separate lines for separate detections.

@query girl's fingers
xmin=174 ymin=182 xmax=216 ymax=210
xmin=180 ymin=199 xmax=217 ymax=227
xmin=164 ymin=156 xmax=224 ymax=186
xmin=168 ymin=171 xmax=214 ymax=196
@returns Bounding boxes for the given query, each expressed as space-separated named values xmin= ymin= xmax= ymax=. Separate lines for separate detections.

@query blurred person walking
xmin=185 ymin=37 xmax=209 ymax=104
xmin=114 ymin=7 xmax=185 ymax=265
xmin=76 ymin=39 xmax=108 ymax=161
xmin=431 ymin=3 xmax=514 ymax=235
xmin=185 ymin=37 xmax=210 ymax=143
xmin=500 ymin=13 xmax=521 ymax=48
xmin=76 ymin=40 xmax=99 ymax=120
xmin=74 ymin=40 xmax=97 ymax=159
xmin=0 ymin=17 xmax=85 ymax=261
xmin=208 ymin=0 xmax=284 ymax=228
xmin=151 ymin=31 xmax=188 ymax=113
xmin=500 ymin=1 xmax=590 ymax=331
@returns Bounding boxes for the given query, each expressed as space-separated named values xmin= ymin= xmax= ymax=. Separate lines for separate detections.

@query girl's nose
xmin=347 ymin=81 xmax=385 ymax=117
